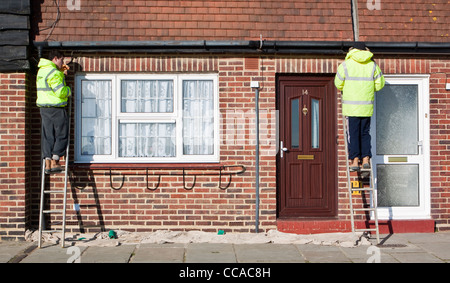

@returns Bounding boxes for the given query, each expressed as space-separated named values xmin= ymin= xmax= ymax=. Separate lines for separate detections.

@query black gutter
xmin=34 ymin=40 xmax=450 ymax=55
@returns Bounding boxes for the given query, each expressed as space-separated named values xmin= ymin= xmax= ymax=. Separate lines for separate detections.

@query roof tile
xmin=31 ymin=0 xmax=448 ymax=42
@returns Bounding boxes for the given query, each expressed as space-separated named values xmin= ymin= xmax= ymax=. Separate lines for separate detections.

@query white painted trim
xmin=74 ymin=73 xmax=220 ymax=163
xmin=372 ymin=75 xmax=430 ymax=220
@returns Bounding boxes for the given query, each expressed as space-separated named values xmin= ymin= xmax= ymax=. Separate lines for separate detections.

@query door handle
xmin=418 ymin=140 xmax=423 ymax=154
xmin=302 ymin=104 xmax=308 ymax=116
xmin=280 ymin=141 xmax=288 ymax=158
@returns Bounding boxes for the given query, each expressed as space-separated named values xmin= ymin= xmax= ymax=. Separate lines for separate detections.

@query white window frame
xmin=371 ymin=75 xmax=430 ymax=220
xmin=74 ymin=73 xmax=220 ymax=163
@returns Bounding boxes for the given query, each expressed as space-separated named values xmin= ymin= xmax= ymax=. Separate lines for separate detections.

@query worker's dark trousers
xmin=347 ymin=116 xmax=372 ymax=160
xmin=40 ymin=107 xmax=69 ymax=160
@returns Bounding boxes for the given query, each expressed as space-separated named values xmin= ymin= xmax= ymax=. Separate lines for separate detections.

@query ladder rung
xmin=352 ymin=207 xmax=376 ymax=211
xmin=43 ymin=210 xmax=64 ymax=214
xmin=44 ymin=190 xmax=65 ymax=194
xmin=351 ymin=187 xmax=374 ymax=191
xmin=47 ymin=168 xmax=66 ymax=173
xmin=42 ymin=229 xmax=63 ymax=233
xmin=355 ymin=228 xmax=378 ymax=232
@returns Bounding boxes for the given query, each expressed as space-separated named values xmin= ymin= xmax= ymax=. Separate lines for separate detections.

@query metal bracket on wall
xmin=104 ymin=165 xmax=246 ymax=191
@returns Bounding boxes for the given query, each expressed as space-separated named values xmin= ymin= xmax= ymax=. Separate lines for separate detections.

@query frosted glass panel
xmin=377 ymin=164 xmax=419 ymax=207
xmin=291 ymin=98 xmax=299 ymax=148
xmin=311 ymin=99 xmax=319 ymax=149
xmin=376 ymin=84 xmax=418 ymax=155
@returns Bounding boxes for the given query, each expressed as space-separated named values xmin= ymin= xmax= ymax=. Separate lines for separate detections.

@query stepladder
xmin=38 ymin=99 xmax=71 ymax=248
xmin=342 ymin=114 xmax=380 ymax=245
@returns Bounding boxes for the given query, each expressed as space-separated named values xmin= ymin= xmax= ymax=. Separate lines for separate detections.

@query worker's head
xmin=350 ymin=41 xmax=368 ymax=51
xmin=47 ymin=50 xmax=65 ymax=69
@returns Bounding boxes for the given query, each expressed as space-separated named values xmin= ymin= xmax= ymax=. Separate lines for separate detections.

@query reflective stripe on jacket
xmin=36 ymin=58 xmax=71 ymax=107
xmin=334 ymin=49 xmax=385 ymax=117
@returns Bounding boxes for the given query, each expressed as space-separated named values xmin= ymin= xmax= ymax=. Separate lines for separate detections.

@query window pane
xmin=183 ymin=80 xmax=214 ymax=155
xmin=311 ymin=98 xmax=319 ymax=149
xmin=119 ymin=123 xmax=175 ymax=157
xmin=81 ymin=80 xmax=111 ymax=155
xmin=377 ymin=164 xmax=419 ymax=207
xmin=376 ymin=84 xmax=418 ymax=155
xmin=291 ymin=98 xmax=299 ymax=149
xmin=121 ymin=80 xmax=173 ymax=113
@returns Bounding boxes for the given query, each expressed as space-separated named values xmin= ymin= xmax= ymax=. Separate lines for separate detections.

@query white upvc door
xmin=371 ymin=75 xmax=430 ymax=220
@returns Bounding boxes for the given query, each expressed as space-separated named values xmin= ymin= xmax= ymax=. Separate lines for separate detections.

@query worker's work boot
xmin=44 ymin=159 xmax=52 ymax=174
xmin=350 ymin=157 xmax=360 ymax=172
xmin=50 ymin=159 xmax=63 ymax=173
xmin=362 ymin=156 xmax=370 ymax=169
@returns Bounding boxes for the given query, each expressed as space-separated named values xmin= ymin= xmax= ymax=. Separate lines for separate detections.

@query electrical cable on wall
xmin=39 ymin=0 xmax=61 ymax=42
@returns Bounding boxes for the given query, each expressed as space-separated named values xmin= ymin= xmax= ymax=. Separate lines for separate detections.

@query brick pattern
xmin=21 ymin=55 xmax=449 ymax=235
xmin=429 ymin=59 xmax=450 ymax=232
xmin=0 ymin=73 xmax=31 ymax=241
xmin=2 ymin=55 xmax=449 ymax=238
xmin=28 ymin=55 xmax=279 ymax=234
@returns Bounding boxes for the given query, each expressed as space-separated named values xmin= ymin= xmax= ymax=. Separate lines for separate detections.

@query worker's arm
xmin=374 ymin=64 xmax=385 ymax=92
xmin=334 ymin=64 xmax=345 ymax=91
xmin=47 ymin=70 xmax=71 ymax=99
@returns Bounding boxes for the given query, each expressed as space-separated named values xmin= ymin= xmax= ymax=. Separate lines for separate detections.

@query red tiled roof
xmin=31 ymin=0 xmax=449 ymax=43
xmin=358 ymin=0 xmax=449 ymax=42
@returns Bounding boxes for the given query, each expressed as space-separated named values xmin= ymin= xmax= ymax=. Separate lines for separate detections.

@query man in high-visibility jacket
xmin=334 ymin=42 xmax=385 ymax=171
xmin=36 ymin=50 xmax=71 ymax=174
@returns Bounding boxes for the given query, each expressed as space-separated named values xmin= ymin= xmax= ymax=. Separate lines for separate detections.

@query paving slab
xmin=413 ymin=243 xmax=450 ymax=261
xmin=79 ymin=244 xmax=136 ymax=263
xmin=131 ymin=243 xmax=185 ymax=263
xmin=396 ymin=233 xmax=450 ymax=244
xmin=387 ymin=251 xmax=444 ymax=263
xmin=234 ymin=244 xmax=305 ymax=263
xmin=296 ymin=244 xmax=351 ymax=263
xmin=185 ymin=243 xmax=236 ymax=263
xmin=0 ymin=242 xmax=36 ymax=263
xmin=339 ymin=246 xmax=399 ymax=263
xmin=20 ymin=244 xmax=88 ymax=263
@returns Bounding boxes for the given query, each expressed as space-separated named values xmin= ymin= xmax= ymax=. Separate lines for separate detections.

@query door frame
xmin=276 ymin=75 xmax=338 ymax=218
xmin=372 ymin=75 xmax=431 ymax=220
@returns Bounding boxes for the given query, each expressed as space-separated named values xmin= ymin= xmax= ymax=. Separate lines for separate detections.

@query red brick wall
xmin=0 ymin=72 xmax=32 ymax=241
xmin=29 ymin=55 xmax=280 ymax=234
xmin=21 ymin=54 xmax=449 ymax=235
xmin=429 ymin=59 xmax=450 ymax=231
xmin=2 ymin=55 xmax=449 ymax=240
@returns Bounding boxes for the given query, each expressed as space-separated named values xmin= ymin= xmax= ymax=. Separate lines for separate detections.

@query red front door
xmin=277 ymin=76 xmax=337 ymax=218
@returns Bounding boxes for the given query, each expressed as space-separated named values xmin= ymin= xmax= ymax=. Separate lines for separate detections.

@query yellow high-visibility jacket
xmin=36 ymin=58 xmax=71 ymax=107
xmin=334 ymin=49 xmax=385 ymax=117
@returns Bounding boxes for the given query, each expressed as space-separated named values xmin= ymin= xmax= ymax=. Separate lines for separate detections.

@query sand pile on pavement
xmin=25 ymin=229 xmax=372 ymax=248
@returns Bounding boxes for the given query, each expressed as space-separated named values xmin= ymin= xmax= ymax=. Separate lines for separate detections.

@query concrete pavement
xmin=1 ymin=232 xmax=449 ymax=263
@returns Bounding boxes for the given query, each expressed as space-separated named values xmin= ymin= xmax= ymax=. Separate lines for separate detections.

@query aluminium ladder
xmin=38 ymin=98 xmax=72 ymax=248
xmin=342 ymin=113 xmax=380 ymax=245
